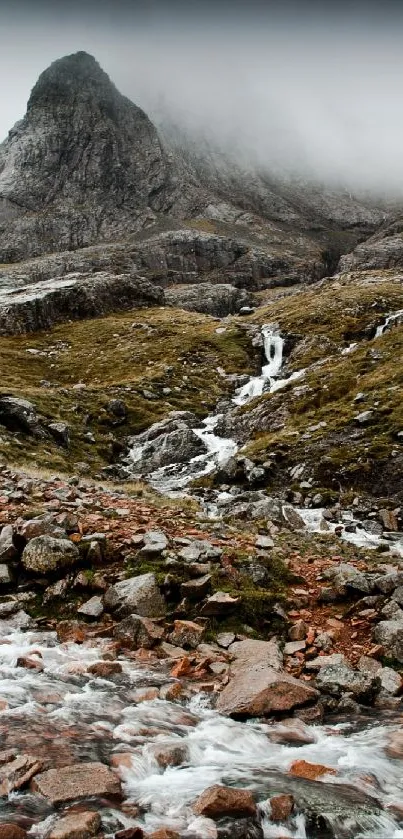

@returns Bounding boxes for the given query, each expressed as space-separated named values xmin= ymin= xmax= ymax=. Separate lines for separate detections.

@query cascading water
xmin=133 ymin=324 xmax=300 ymax=494
xmin=1 ymin=622 xmax=403 ymax=838
xmin=375 ymin=309 xmax=403 ymax=338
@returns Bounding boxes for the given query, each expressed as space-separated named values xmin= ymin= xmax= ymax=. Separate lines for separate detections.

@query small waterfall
xmin=375 ymin=309 xmax=403 ymax=338
xmin=233 ymin=324 xmax=285 ymax=406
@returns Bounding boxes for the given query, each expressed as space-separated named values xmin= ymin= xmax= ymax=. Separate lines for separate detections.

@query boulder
xmin=104 ymin=573 xmax=166 ymax=618
xmin=128 ymin=414 xmax=207 ymax=474
xmin=165 ymin=283 xmax=252 ymax=317
xmin=315 ymin=655 xmax=380 ymax=701
xmin=201 ymin=591 xmax=239 ymax=616
xmin=0 ymin=752 xmax=43 ymax=795
xmin=114 ymin=614 xmax=164 ymax=649
xmin=374 ymin=572 xmax=403 ymax=594
xmin=77 ymin=596 xmax=104 ymax=619
xmin=326 ymin=563 xmax=371 ymax=596
xmin=0 ymin=564 xmax=13 ymax=585
xmin=193 ymin=785 xmax=257 ymax=819
xmin=169 ymin=620 xmax=205 ymax=649
xmin=270 ymin=794 xmax=295 ymax=821
xmin=179 ymin=540 xmax=223 ymax=563
xmin=21 ymin=535 xmax=79 ymax=574
xmin=181 ymin=574 xmax=212 ymax=600
xmin=17 ymin=515 xmax=66 ymax=541
xmin=218 ymin=639 xmax=318 ymax=717
xmin=87 ymin=661 xmax=123 ymax=678
xmin=48 ymin=811 xmax=101 ymax=839
xmin=0 ymin=525 xmax=17 ymax=563
xmin=0 ymin=827 xmax=27 ymax=839
xmin=48 ymin=422 xmax=70 ymax=448
xmin=152 ymin=744 xmax=189 ymax=769
xmin=139 ymin=530 xmax=168 ymax=555
xmin=289 ymin=760 xmax=336 ymax=781
xmin=0 ymin=396 xmax=43 ymax=436
xmin=31 ymin=762 xmax=121 ymax=804
xmin=373 ymin=620 xmax=403 ymax=663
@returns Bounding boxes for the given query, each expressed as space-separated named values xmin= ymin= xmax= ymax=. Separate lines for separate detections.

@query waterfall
xmin=375 ymin=309 xmax=403 ymax=338
xmin=233 ymin=324 xmax=285 ymax=406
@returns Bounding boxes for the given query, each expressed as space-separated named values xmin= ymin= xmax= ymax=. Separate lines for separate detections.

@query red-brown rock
xmin=0 ymin=826 xmax=27 ymax=839
xmin=48 ymin=810 xmax=101 ymax=839
xmin=289 ymin=760 xmax=336 ymax=781
xmin=87 ymin=661 xmax=122 ymax=678
xmin=193 ymin=784 xmax=256 ymax=818
xmin=270 ymin=794 xmax=295 ymax=821
xmin=148 ymin=830 xmax=180 ymax=839
xmin=31 ymin=762 xmax=121 ymax=804
xmin=0 ymin=753 xmax=43 ymax=795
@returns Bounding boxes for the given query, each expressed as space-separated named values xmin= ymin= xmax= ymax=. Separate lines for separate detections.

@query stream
xmin=1 ymin=622 xmax=403 ymax=839
xmin=2 ymin=315 xmax=403 ymax=837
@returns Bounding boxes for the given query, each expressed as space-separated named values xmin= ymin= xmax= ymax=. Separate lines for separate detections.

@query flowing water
xmin=1 ymin=622 xmax=403 ymax=838
xmin=3 ymin=320 xmax=403 ymax=835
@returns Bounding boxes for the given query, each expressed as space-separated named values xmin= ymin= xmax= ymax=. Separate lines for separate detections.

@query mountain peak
xmin=27 ymin=51 xmax=118 ymax=112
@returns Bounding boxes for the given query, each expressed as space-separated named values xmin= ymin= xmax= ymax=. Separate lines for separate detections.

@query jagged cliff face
xmin=0 ymin=52 xmax=193 ymax=261
xmin=0 ymin=49 xmax=391 ymax=270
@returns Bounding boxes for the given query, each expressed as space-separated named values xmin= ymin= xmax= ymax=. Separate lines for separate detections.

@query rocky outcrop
xmin=127 ymin=412 xmax=207 ymax=475
xmin=0 ymin=271 xmax=164 ymax=336
xmin=0 ymin=52 xmax=191 ymax=262
xmin=165 ymin=283 xmax=252 ymax=316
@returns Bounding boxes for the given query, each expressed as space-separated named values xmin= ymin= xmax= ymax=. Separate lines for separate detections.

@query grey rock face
xmin=22 ymin=535 xmax=80 ymax=574
xmin=77 ymin=596 xmax=104 ymax=619
xmin=104 ymin=572 xmax=166 ymax=618
xmin=0 ymin=397 xmax=43 ymax=436
xmin=0 ymin=525 xmax=17 ymax=563
xmin=113 ymin=613 xmax=164 ymax=649
xmin=127 ymin=413 xmax=207 ymax=474
xmin=0 ymin=271 xmax=164 ymax=336
xmin=165 ymin=282 xmax=252 ymax=316
xmin=0 ymin=52 xmax=184 ymax=262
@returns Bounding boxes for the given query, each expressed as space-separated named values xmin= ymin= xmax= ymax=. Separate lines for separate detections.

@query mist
xmin=1 ymin=0 xmax=403 ymax=194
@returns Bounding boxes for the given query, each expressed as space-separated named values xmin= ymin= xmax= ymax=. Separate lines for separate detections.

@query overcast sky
xmin=1 ymin=0 xmax=403 ymax=193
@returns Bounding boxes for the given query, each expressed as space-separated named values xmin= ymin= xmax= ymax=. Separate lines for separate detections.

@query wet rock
xmin=152 ymin=744 xmax=189 ymax=768
xmin=193 ymin=785 xmax=257 ymax=819
xmin=48 ymin=810 xmax=101 ymax=839
xmin=0 ymin=752 xmax=43 ymax=795
xmin=148 ymin=830 xmax=180 ymax=839
xmin=87 ymin=661 xmax=123 ymax=678
xmin=270 ymin=793 xmax=295 ymax=821
xmin=56 ymin=620 xmax=87 ymax=643
xmin=0 ymin=827 xmax=27 ymax=839
xmin=17 ymin=654 xmax=44 ymax=672
xmin=216 ymin=820 xmax=263 ymax=839
xmin=104 ymin=573 xmax=166 ymax=618
xmin=385 ymin=731 xmax=403 ymax=759
xmin=115 ymin=830 xmax=144 ymax=839
xmin=0 ymin=525 xmax=17 ymax=562
xmin=268 ymin=719 xmax=316 ymax=746
xmin=315 ymin=655 xmax=380 ymax=702
xmin=114 ymin=614 xmax=164 ymax=649
xmin=169 ymin=620 xmax=205 ymax=649
xmin=77 ymin=596 xmax=104 ymax=619
xmin=201 ymin=592 xmax=239 ymax=617
xmin=181 ymin=574 xmax=212 ymax=600
xmin=22 ymin=535 xmax=80 ymax=574
xmin=31 ymin=762 xmax=121 ymax=804
xmin=127 ymin=414 xmax=207 ymax=474
xmin=290 ymin=760 xmax=336 ymax=781
xmin=218 ymin=639 xmax=318 ymax=717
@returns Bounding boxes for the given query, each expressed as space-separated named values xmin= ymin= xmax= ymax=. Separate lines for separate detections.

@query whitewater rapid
xmin=0 ymin=624 xmax=403 ymax=838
